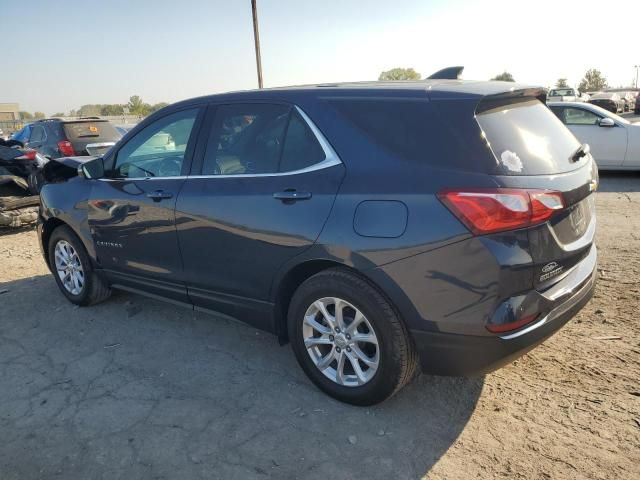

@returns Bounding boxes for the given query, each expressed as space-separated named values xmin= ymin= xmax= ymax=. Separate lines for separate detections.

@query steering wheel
xmin=158 ymin=156 xmax=182 ymax=177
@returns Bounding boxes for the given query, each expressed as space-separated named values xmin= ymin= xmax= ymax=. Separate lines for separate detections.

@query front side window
xmin=112 ymin=108 xmax=199 ymax=178
xmin=563 ymin=107 xmax=600 ymax=126
xmin=202 ymin=104 xmax=326 ymax=175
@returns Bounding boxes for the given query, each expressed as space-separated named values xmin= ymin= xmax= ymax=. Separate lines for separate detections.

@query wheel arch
xmin=272 ymin=259 xmax=406 ymax=345
xmin=40 ymin=217 xmax=94 ymax=269
xmin=41 ymin=217 xmax=68 ymax=268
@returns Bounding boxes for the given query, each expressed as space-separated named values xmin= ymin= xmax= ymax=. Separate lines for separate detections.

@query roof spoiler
xmin=476 ymin=87 xmax=548 ymax=114
xmin=427 ymin=66 xmax=464 ymax=80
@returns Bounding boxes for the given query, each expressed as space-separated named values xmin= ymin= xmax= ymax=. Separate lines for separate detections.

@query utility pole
xmin=251 ymin=0 xmax=263 ymax=89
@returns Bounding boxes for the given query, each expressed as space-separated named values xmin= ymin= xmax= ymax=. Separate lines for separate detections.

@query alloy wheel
xmin=302 ymin=297 xmax=379 ymax=387
xmin=54 ymin=240 xmax=85 ymax=295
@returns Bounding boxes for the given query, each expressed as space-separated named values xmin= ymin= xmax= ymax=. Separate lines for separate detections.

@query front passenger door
xmin=88 ymin=107 xmax=203 ymax=302
xmin=557 ymin=107 xmax=627 ymax=167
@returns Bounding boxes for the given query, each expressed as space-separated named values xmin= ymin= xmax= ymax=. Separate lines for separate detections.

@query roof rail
xmin=426 ymin=66 xmax=464 ymax=80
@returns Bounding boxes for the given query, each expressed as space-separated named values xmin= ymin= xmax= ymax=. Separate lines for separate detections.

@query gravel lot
xmin=0 ymin=173 xmax=639 ymax=479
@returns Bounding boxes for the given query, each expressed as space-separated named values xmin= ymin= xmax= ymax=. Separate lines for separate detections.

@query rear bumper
xmin=411 ymin=245 xmax=597 ymax=376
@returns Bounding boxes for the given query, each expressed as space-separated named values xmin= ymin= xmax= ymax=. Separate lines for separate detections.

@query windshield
xmin=549 ymin=89 xmax=573 ymax=96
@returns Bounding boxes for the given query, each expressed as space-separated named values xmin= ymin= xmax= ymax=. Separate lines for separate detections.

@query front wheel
xmin=48 ymin=225 xmax=111 ymax=306
xmin=288 ymin=268 xmax=418 ymax=405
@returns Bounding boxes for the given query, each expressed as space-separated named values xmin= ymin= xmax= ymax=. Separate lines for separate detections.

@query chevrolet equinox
xmin=38 ymin=80 xmax=598 ymax=405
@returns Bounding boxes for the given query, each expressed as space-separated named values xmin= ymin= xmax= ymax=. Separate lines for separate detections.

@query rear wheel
xmin=288 ymin=268 xmax=418 ymax=405
xmin=48 ymin=226 xmax=111 ymax=306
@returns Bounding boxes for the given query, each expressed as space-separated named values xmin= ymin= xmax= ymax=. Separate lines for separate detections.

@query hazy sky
xmin=2 ymin=0 xmax=638 ymax=114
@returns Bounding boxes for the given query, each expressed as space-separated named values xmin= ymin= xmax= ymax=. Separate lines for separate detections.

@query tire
xmin=288 ymin=268 xmax=418 ymax=405
xmin=48 ymin=225 xmax=111 ymax=306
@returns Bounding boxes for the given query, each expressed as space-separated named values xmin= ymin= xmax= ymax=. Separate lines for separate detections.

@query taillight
xmin=16 ymin=150 xmax=37 ymax=161
xmin=57 ymin=140 xmax=76 ymax=156
xmin=438 ymin=189 xmax=564 ymax=235
xmin=486 ymin=313 xmax=540 ymax=333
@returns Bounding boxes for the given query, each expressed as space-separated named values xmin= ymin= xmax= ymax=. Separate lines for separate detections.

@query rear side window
xmin=279 ymin=111 xmax=325 ymax=172
xmin=63 ymin=121 xmax=120 ymax=143
xmin=29 ymin=125 xmax=46 ymax=143
xmin=476 ymin=100 xmax=582 ymax=175
xmin=202 ymin=104 xmax=326 ymax=175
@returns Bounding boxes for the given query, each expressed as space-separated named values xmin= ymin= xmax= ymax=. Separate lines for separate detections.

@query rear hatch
xmin=475 ymin=95 xmax=597 ymax=290
xmin=63 ymin=120 xmax=121 ymax=156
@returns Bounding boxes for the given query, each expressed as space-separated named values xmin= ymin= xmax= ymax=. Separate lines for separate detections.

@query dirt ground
xmin=0 ymin=173 xmax=638 ymax=480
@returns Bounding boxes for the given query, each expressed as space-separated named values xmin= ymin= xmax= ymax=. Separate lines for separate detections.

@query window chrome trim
xmin=98 ymin=105 xmax=342 ymax=181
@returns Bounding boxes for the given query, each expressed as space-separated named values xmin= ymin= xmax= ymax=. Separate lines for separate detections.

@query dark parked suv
xmin=12 ymin=117 xmax=121 ymax=158
xmin=38 ymin=81 xmax=598 ymax=405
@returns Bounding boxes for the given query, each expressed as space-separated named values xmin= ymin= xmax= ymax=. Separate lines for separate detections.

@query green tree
xmin=78 ymin=104 xmax=101 ymax=117
xmin=127 ymin=95 xmax=148 ymax=116
xmin=555 ymin=78 xmax=568 ymax=88
xmin=578 ymin=69 xmax=608 ymax=93
xmin=100 ymin=104 xmax=124 ymax=116
xmin=52 ymin=112 xmax=65 ymax=117
xmin=378 ymin=67 xmax=421 ymax=81
xmin=149 ymin=102 xmax=169 ymax=113
xmin=33 ymin=112 xmax=45 ymax=119
xmin=19 ymin=111 xmax=33 ymax=120
xmin=491 ymin=71 xmax=515 ymax=82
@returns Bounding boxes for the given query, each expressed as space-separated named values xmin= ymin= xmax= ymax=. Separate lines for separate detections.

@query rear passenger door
xmin=176 ymin=102 xmax=345 ymax=328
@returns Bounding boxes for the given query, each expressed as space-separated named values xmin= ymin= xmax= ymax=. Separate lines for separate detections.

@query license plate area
xmin=551 ymin=194 xmax=594 ymax=246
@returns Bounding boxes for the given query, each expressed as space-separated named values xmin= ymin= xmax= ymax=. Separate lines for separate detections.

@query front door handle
xmin=273 ymin=190 xmax=312 ymax=202
xmin=146 ymin=190 xmax=173 ymax=202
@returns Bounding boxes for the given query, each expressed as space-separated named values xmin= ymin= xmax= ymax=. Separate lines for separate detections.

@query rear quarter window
xmin=328 ymin=98 xmax=497 ymax=173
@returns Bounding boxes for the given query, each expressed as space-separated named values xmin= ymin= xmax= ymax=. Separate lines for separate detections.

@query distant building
xmin=0 ymin=103 xmax=20 ymax=121
xmin=0 ymin=103 xmax=22 ymax=135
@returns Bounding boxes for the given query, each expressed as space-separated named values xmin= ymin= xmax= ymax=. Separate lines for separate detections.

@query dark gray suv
xmin=38 ymin=80 xmax=598 ymax=405
xmin=12 ymin=118 xmax=121 ymax=158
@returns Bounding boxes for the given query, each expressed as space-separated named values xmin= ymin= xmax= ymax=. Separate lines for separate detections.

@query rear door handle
xmin=146 ymin=190 xmax=173 ymax=201
xmin=273 ymin=190 xmax=312 ymax=202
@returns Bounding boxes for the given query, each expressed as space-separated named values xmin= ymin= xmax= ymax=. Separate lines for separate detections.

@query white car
xmin=547 ymin=87 xmax=579 ymax=102
xmin=548 ymin=101 xmax=640 ymax=170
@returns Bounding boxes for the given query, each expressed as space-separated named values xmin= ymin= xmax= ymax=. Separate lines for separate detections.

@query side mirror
xmin=78 ymin=157 xmax=105 ymax=179
xmin=599 ymin=117 xmax=615 ymax=128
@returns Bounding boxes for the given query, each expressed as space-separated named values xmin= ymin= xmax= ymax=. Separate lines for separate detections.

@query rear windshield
xmin=549 ymin=89 xmax=574 ymax=96
xmin=476 ymin=99 xmax=582 ymax=175
xmin=63 ymin=121 xmax=120 ymax=142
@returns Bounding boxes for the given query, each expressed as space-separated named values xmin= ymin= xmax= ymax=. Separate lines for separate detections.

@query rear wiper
xmin=571 ymin=143 xmax=590 ymax=163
